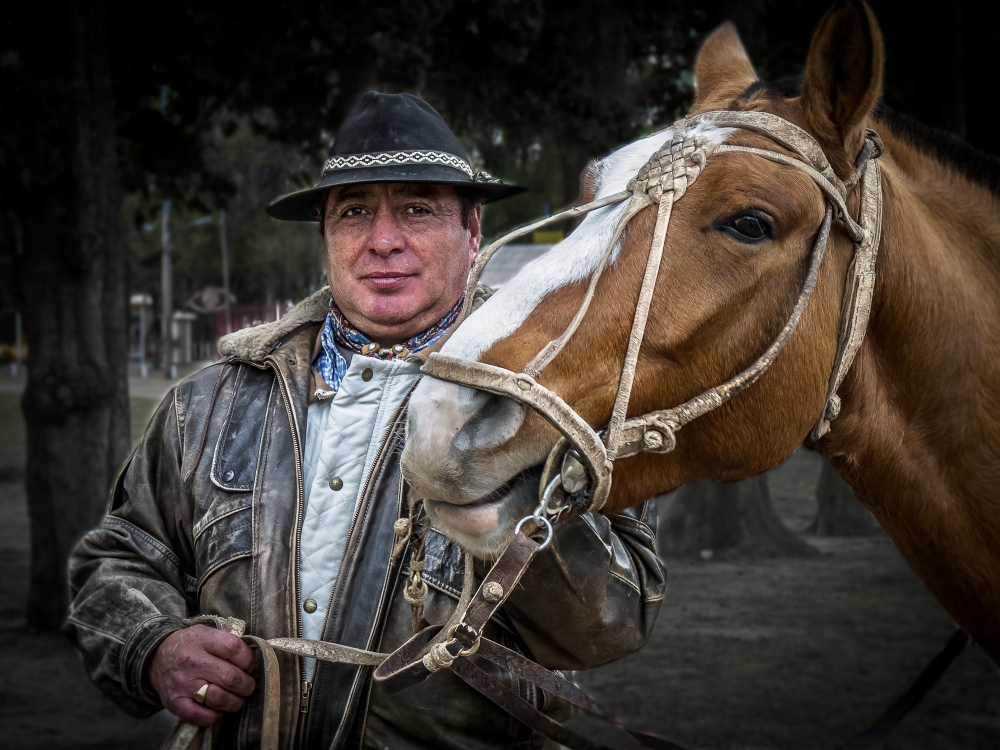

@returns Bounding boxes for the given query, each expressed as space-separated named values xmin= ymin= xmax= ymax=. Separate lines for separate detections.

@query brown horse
xmin=401 ymin=0 xmax=1000 ymax=666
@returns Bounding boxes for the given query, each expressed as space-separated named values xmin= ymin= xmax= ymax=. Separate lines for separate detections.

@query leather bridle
xmin=421 ymin=110 xmax=885 ymax=525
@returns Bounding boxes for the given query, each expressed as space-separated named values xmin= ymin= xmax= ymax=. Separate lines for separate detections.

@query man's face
xmin=322 ymin=183 xmax=481 ymax=345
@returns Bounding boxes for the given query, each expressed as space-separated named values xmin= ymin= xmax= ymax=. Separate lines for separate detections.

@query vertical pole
xmin=159 ymin=84 xmax=175 ymax=379
xmin=138 ymin=303 xmax=147 ymax=378
xmin=161 ymin=198 xmax=174 ymax=378
xmin=12 ymin=311 xmax=21 ymax=377
xmin=220 ymin=209 xmax=232 ymax=335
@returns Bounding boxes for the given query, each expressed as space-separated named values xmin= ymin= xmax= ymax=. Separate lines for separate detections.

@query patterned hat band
xmin=323 ymin=150 xmax=473 ymax=178
xmin=321 ymin=150 xmax=505 ymax=185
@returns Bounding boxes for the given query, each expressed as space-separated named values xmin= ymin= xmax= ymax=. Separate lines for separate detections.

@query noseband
xmin=422 ymin=110 xmax=884 ymax=522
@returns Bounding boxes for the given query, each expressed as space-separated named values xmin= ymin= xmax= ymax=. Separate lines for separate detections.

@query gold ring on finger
xmin=192 ymin=683 xmax=210 ymax=705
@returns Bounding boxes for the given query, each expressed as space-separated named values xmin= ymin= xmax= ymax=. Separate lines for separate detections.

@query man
xmin=65 ymin=92 xmax=665 ymax=749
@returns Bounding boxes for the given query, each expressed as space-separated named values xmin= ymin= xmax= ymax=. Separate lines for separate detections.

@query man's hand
xmin=147 ymin=625 xmax=257 ymax=725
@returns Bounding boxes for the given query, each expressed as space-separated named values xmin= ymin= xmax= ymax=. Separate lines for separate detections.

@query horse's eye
xmin=721 ymin=213 xmax=771 ymax=243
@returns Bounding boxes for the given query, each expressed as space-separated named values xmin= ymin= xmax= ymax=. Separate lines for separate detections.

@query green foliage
xmin=126 ymin=114 xmax=324 ymax=306
xmin=472 ymin=138 xmax=566 ymax=242
xmin=5 ymin=0 xmax=996 ymax=312
xmin=0 ymin=10 xmax=75 ymax=205
xmin=100 ymin=0 xmax=704 ymax=303
xmin=427 ymin=0 xmax=698 ymax=160
xmin=0 ymin=307 xmax=14 ymax=342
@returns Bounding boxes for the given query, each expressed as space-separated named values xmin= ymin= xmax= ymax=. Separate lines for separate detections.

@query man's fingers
xmin=201 ymin=654 xmax=256 ymax=697
xmin=203 ymin=683 xmax=246 ymax=713
xmin=201 ymin=630 xmax=257 ymax=673
xmin=171 ymin=698 xmax=222 ymax=727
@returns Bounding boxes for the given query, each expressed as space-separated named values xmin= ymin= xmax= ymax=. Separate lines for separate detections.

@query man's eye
xmin=343 ymin=207 xmax=365 ymax=217
xmin=719 ymin=212 xmax=772 ymax=243
xmin=406 ymin=206 xmax=430 ymax=215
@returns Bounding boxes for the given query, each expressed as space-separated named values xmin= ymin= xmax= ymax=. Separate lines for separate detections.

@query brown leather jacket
xmin=64 ymin=295 xmax=666 ymax=750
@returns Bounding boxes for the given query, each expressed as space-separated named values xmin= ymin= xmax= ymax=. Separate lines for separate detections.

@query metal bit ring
xmin=514 ymin=514 xmax=554 ymax=550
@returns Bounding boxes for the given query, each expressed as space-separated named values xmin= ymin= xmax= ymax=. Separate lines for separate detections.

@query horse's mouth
xmin=465 ymin=478 xmax=517 ymax=507
xmin=422 ymin=467 xmax=541 ymax=556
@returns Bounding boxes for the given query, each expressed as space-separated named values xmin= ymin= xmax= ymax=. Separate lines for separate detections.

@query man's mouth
xmin=362 ymin=271 xmax=416 ymax=290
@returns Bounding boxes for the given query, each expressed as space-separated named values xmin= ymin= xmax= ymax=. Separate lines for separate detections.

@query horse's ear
xmin=801 ymin=0 xmax=884 ymax=175
xmin=693 ymin=23 xmax=758 ymax=111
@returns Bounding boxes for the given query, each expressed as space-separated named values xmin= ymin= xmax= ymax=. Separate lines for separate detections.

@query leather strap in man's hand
xmin=147 ymin=624 xmax=257 ymax=726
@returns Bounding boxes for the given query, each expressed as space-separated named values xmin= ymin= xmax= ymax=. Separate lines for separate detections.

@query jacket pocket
xmin=210 ymin=364 xmax=273 ymax=492
xmin=193 ymin=496 xmax=252 ymax=593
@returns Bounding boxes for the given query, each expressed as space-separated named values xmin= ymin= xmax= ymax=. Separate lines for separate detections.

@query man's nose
xmin=371 ymin=208 xmax=406 ymax=256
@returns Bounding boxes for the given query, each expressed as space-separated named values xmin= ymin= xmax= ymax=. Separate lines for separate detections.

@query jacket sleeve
xmin=501 ymin=499 xmax=665 ymax=671
xmin=62 ymin=388 xmax=194 ymax=717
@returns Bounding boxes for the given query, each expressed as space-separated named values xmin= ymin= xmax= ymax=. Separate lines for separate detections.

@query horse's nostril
xmin=453 ymin=393 xmax=525 ymax=452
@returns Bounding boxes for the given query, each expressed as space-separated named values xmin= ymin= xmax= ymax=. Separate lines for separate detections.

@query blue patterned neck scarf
xmin=313 ymin=294 xmax=464 ymax=394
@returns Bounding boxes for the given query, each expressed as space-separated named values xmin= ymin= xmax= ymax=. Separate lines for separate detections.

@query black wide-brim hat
xmin=268 ymin=92 xmax=526 ymax=222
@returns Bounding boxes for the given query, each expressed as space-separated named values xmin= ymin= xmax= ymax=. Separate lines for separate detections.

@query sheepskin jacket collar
xmin=218 ymin=287 xmax=332 ymax=363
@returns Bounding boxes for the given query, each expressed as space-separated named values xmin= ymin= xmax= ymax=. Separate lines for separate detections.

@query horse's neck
xmin=826 ymin=129 xmax=1000 ymax=660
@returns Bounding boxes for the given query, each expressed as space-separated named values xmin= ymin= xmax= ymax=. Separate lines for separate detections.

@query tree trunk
xmin=659 ymin=475 xmax=816 ymax=559
xmin=808 ymin=460 xmax=880 ymax=536
xmin=15 ymin=1 xmax=129 ymax=629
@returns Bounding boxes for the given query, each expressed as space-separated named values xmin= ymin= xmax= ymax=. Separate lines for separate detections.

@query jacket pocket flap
xmin=193 ymin=491 xmax=254 ymax=540
xmin=211 ymin=365 xmax=273 ymax=492
xmin=195 ymin=505 xmax=252 ymax=591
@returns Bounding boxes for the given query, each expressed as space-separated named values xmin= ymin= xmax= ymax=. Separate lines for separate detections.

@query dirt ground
xmin=0 ymin=383 xmax=997 ymax=749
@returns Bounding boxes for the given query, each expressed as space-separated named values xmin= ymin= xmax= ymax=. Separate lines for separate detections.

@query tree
xmin=422 ymin=0 xmax=700 ymax=231
xmin=3 ymin=2 xmax=130 ymax=627
xmin=659 ymin=475 xmax=816 ymax=559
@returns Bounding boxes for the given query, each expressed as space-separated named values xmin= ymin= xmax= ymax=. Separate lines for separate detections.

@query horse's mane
xmin=742 ymin=77 xmax=1000 ymax=197
xmin=872 ymin=105 xmax=1000 ymax=196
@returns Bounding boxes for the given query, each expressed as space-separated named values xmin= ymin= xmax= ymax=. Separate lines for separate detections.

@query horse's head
xmin=402 ymin=0 xmax=886 ymax=555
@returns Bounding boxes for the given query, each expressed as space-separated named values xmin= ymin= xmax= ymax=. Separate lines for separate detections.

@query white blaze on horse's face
xmin=403 ymin=122 xmax=735 ymax=555
xmin=448 ymin=122 xmax=734 ymax=361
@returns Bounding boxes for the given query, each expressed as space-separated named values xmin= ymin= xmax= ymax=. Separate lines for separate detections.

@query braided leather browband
xmin=421 ymin=110 xmax=885 ymax=513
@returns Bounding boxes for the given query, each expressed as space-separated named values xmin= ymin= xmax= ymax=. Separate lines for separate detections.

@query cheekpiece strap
xmin=811 ymin=133 xmax=885 ymax=440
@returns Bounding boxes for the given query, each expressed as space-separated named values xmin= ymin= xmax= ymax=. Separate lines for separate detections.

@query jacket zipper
xmin=299 ymin=680 xmax=312 ymax=721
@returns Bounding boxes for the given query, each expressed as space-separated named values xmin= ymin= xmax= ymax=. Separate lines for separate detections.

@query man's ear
xmin=801 ymin=0 xmax=884 ymax=176
xmin=693 ymin=23 xmax=758 ymax=112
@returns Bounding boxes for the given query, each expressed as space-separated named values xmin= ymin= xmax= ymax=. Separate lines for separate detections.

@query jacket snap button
xmin=303 ymin=599 xmax=318 ymax=614
xmin=329 ymin=477 xmax=343 ymax=491
xmin=361 ymin=367 xmax=374 ymax=382
xmin=223 ymin=470 xmax=235 ymax=482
